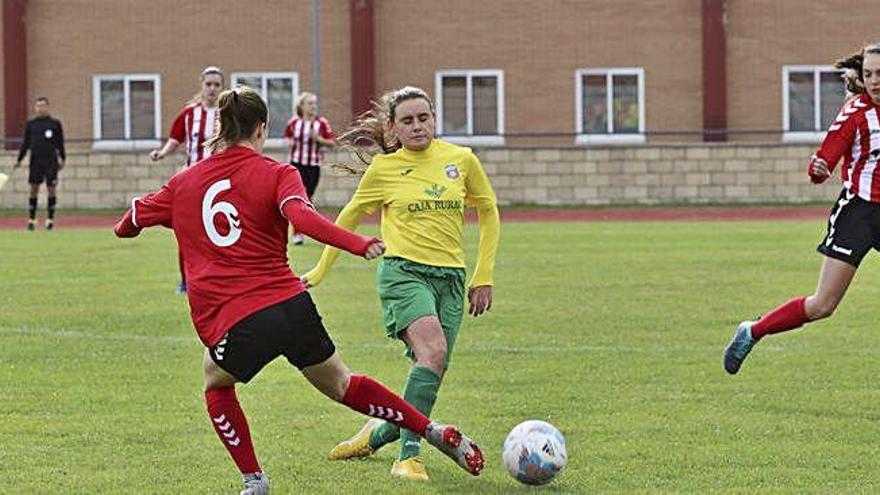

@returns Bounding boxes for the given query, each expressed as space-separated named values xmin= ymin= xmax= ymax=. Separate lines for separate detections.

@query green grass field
xmin=3 ymin=219 xmax=880 ymax=494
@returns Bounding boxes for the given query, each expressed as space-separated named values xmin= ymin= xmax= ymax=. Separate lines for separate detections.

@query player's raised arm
xmin=114 ymin=184 xmax=174 ymax=238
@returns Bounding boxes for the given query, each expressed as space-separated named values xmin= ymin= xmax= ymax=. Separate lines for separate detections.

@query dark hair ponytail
xmin=205 ymin=86 xmax=268 ymax=152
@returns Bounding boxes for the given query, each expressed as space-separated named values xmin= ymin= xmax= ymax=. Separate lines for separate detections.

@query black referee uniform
xmin=18 ymin=115 xmax=65 ymax=186
xmin=18 ymin=114 xmax=65 ymax=229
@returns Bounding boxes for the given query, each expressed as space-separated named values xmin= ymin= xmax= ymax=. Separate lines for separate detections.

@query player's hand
xmin=57 ymin=158 xmax=65 ymax=171
xmin=364 ymin=240 xmax=385 ymax=260
xmin=300 ymin=269 xmax=318 ymax=288
xmin=468 ymin=285 xmax=493 ymax=317
xmin=149 ymin=149 xmax=163 ymax=162
xmin=808 ymin=155 xmax=830 ymax=184
xmin=13 ymin=160 xmax=21 ymax=169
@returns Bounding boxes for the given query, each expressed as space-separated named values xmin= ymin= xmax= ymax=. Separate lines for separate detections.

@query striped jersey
xmin=283 ymin=116 xmax=334 ymax=166
xmin=818 ymin=92 xmax=880 ymax=202
xmin=169 ymin=102 xmax=218 ymax=166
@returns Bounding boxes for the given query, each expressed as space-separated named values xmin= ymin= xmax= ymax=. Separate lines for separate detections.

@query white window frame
xmin=782 ymin=65 xmax=844 ymax=143
xmin=435 ymin=69 xmax=505 ymax=146
xmin=231 ymin=71 xmax=300 ymax=148
xmin=575 ymin=68 xmax=646 ymax=146
xmin=92 ymin=74 xmax=162 ymax=150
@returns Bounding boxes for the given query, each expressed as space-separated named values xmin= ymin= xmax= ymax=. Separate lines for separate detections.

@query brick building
xmin=2 ymin=0 xmax=879 ymax=150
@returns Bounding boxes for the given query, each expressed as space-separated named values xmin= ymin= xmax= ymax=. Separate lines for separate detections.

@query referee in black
xmin=14 ymin=96 xmax=65 ymax=230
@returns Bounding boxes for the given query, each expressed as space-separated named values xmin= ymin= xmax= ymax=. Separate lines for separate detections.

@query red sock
xmin=205 ymin=387 xmax=261 ymax=474
xmin=750 ymin=296 xmax=809 ymax=340
xmin=342 ymin=374 xmax=431 ymax=436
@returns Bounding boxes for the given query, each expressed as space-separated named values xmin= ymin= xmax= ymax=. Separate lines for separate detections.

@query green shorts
xmin=377 ymin=257 xmax=466 ymax=368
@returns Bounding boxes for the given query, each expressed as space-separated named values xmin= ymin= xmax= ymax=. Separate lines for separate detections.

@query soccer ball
xmin=502 ymin=420 xmax=567 ymax=485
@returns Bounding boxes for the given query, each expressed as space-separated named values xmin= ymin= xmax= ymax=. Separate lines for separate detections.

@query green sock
xmin=397 ymin=366 xmax=442 ymax=461
xmin=369 ymin=418 xmax=400 ymax=450
xmin=368 ymin=366 xmax=444 ymax=453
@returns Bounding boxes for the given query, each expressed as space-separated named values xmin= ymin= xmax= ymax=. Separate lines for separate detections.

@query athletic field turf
xmin=2 ymin=218 xmax=879 ymax=493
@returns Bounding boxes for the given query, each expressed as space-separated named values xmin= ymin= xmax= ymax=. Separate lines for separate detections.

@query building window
xmin=575 ymin=68 xmax=645 ymax=145
xmin=231 ymin=72 xmax=299 ymax=141
xmin=783 ymin=66 xmax=845 ymax=142
xmin=435 ymin=70 xmax=504 ymax=145
xmin=92 ymin=75 xmax=161 ymax=147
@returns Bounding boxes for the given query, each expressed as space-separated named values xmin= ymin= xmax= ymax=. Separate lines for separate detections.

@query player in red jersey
xmin=114 ymin=86 xmax=483 ymax=494
xmin=150 ymin=66 xmax=224 ymax=294
xmin=725 ymin=43 xmax=880 ymax=374
xmin=283 ymin=91 xmax=335 ymax=245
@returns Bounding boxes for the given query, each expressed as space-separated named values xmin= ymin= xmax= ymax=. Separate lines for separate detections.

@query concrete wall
xmin=0 ymin=143 xmax=839 ymax=209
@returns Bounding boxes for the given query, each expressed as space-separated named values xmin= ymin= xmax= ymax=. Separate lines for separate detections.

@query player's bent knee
xmin=807 ymin=297 xmax=838 ymax=320
xmin=417 ymin=347 xmax=447 ymax=375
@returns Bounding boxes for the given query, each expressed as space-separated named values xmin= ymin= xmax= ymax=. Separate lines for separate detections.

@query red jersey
xmin=169 ymin=102 xmax=218 ymax=166
xmin=816 ymin=92 xmax=880 ymax=202
xmin=121 ymin=146 xmax=374 ymax=347
xmin=283 ymin=116 xmax=334 ymax=166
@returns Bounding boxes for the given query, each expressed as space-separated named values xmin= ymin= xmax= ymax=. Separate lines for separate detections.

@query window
xmin=92 ymin=75 xmax=161 ymax=148
xmin=575 ymin=68 xmax=645 ymax=145
xmin=231 ymin=72 xmax=299 ymax=143
xmin=435 ymin=70 xmax=504 ymax=145
xmin=783 ymin=66 xmax=845 ymax=142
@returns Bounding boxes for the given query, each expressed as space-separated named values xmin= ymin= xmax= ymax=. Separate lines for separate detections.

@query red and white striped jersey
xmin=817 ymin=92 xmax=880 ymax=202
xmin=283 ymin=116 xmax=334 ymax=166
xmin=169 ymin=102 xmax=218 ymax=166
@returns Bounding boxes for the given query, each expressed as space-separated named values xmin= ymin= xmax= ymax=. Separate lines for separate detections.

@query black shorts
xmin=292 ymin=162 xmax=320 ymax=199
xmin=816 ymin=188 xmax=880 ymax=267
xmin=29 ymin=163 xmax=58 ymax=186
xmin=208 ymin=292 xmax=336 ymax=383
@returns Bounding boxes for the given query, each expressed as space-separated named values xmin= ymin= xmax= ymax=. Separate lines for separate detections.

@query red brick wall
xmin=24 ymin=0 xmax=351 ymax=146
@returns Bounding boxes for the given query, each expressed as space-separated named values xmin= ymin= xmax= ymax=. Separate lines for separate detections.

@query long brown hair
xmin=836 ymin=43 xmax=880 ymax=96
xmin=332 ymin=86 xmax=435 ymax=174
xmin=204 ymin=86 xmax=268 ymax=153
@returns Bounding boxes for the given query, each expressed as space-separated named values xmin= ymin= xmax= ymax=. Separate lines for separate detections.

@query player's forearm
xmin=470 ymin=204 xmax=500 ymax=287
xmin=302 ymin=202 xmax=369 ymax=284
xmin=284 ymin=200 xmax=374 ymax=255
xmin=159 ymin=139 xmax=180 ymax=157
xmin=16 ymin=143 xmax=28 ymax=162
xmin=113 ymin=210 xmax=141 ymax=238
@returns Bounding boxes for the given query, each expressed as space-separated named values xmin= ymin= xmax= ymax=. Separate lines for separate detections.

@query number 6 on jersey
xmin=203 ymin=179 xmax=242 ymax=247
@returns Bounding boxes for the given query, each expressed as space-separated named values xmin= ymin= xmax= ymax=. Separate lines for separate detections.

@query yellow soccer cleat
xmin=390 ymin=456 xmax=429 ymax=481
xmin=327 ymin=418 xmax=381 ymax=460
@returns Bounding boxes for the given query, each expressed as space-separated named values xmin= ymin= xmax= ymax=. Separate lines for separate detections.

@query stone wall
xmin=0 ymin=144 xmax=840 ymax=209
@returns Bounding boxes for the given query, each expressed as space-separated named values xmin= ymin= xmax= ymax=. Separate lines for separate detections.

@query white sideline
xmin=0 ymin=325 xmax=788 ymax=354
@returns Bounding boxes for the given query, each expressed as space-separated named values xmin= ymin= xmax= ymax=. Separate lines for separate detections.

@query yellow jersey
xmin=305 ymin=139 xmax=500 ymax=287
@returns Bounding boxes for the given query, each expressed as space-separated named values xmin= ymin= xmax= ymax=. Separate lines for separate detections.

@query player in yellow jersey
xmin=302 ymin=86 xmax=499 ymax=481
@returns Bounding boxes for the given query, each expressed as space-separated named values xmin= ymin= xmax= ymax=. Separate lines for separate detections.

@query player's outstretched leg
xmin=203 ymin=352 xmax=268 ymax=494
xmin=724 ymin=320 xmax=756 ymax=374
xmin=725 ymin=296 xmax=812 ymax=375
xmin=302 ymin=353 xmax=484 ymax=477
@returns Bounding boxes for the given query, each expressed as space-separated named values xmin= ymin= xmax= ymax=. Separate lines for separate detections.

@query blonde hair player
xmin=302 ymin=86 xmax=500 ymax=481
xmin=283 ymin=91 xmax=336 ymax=245
xmin=725 ymin=43 xmax=880 ymax=374
xmin=114 ymin=86 xmax=483 ymax=495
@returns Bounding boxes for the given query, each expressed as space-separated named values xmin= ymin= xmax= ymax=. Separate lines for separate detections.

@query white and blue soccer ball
xmin=502 ymin=420 xmax=567 ymax=485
